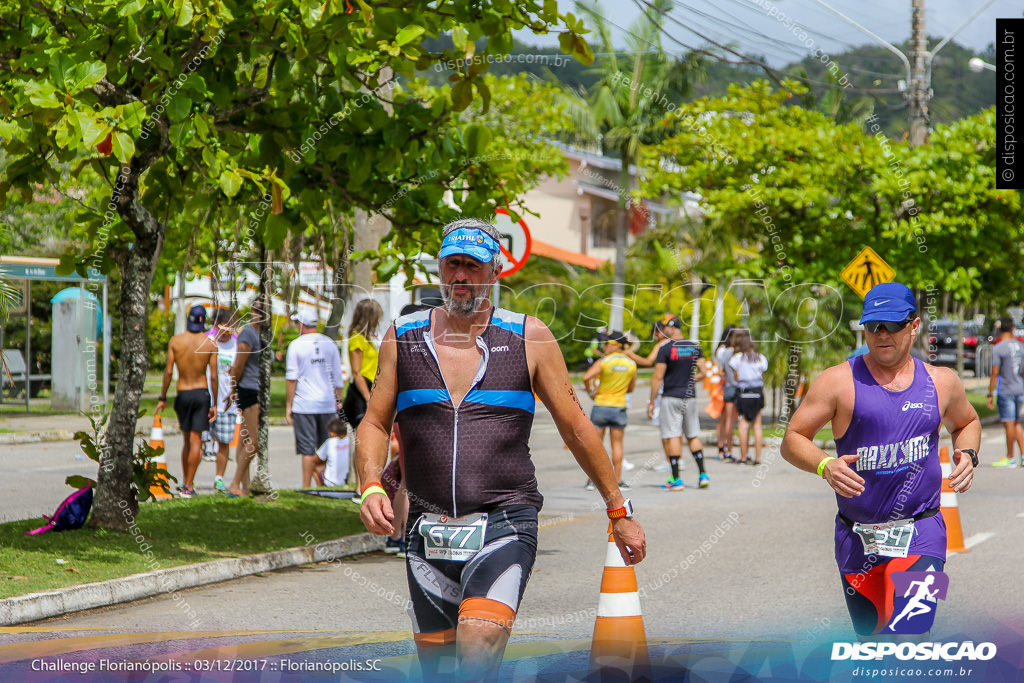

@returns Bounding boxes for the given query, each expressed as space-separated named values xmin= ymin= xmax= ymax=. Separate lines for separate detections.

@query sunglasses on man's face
xmin=864 ymin=317 xmax=915 ymax=334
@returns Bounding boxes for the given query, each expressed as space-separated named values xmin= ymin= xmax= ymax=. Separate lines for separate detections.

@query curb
xmin=0 ymin=533 xmax=384 ymax=626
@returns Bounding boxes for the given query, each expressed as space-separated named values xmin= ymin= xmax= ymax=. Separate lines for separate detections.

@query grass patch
xmin=763 ymin=425 xmax=834 ymax=441
xmin=966 ymin=393 xmax=997 ymax=420
xmin=0 ymin=490 xmax=365 ymax=599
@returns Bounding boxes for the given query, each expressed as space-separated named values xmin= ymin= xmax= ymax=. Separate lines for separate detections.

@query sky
xmin=515 ymin=0 xmax=1018 ymax=75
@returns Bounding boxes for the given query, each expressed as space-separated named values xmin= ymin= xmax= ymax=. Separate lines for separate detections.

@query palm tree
xmin=560 ymin=0 xmax=697 ymax=330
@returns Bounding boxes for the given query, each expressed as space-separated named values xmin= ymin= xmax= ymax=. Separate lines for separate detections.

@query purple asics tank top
xmin=832 ymin=356 xmax=945 ymax=573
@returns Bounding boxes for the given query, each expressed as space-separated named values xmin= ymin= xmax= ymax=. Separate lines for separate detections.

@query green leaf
xmin=24 ymin=81 xmax=60 ymax=108
xmin=263 ymin=213 xmax=289 ymax=250
xmin=56 ymin=255 xmax=78 ymax=276
xmin=376 ymin=258 xmax=401 ymax=282
xmin=167 ymin=92 xmax=191 ymax=121
xmin=65 ymin=475 xmax=95 ymax=489
xmin=451 ymin=79 xmax=472 ymax=111
xmin=173 ymin=0 xmax=194 ymax=26
xmin=219 ymin=169 xmax=242 ymax=197
xmin=111 ymin=131 xmax=135 ymax=163
xmin=464 ymin=123 xmax=491 ymax=157
xmin=77 ymin=111 xmax=110 ymax=149
xmin=65 ymin=61 xmax=107 ymax=95
xmin=396 ymin=25 xmax=425 ymax=46
xmin=119 ymin=102 xmax=147 ymax=131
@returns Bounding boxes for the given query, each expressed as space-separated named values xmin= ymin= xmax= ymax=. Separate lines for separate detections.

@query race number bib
xmin=418 ymin=513 xmax=488 ymax=562
xmin=852 ymin=519 xmax=915 ymax=558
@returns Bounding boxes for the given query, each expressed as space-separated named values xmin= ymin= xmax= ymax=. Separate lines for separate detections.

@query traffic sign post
xmin=493 ymin=208 xmax=532 ymax=279
xmin=491 ymin=208 xmax=532 ymax=308
xmin=840 ymin=246 xmax=896 ymax=298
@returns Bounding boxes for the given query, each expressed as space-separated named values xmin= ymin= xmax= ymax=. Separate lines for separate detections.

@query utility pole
xmin=908 ymin=0 xmax=930 ymax=148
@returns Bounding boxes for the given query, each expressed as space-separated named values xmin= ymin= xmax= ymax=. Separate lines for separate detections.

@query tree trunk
xmin=91 ymin=211 xmax=164 ymax=529
xmin=608 ymin=160 xmax=630 ymax=331
xmin=251 ymin=249 xmax=274 ymax=496
xmin=779 ymin=342 xmax=802 ymax=425
xmin=323 ymin=205 xmax=349 ymax=341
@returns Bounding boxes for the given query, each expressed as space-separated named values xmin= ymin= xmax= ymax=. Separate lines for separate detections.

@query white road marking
xmin=1016 ymin=512 xmax=1024 ymax=518
xmin=963 ymin=532 xmax=995 ymax=549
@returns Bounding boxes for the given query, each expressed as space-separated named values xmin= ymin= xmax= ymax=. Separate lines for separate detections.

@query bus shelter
xmin=0 ymin=256 xmax=109 ymax=412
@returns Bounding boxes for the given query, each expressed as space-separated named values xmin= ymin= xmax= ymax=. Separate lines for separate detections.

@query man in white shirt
xmin=286 ymin=309 xmax=345 ymax=487
xmin=208 ymin=308 xmax=239 ymax=493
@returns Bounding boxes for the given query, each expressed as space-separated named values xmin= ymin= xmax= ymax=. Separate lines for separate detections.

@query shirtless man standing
xmin=156 ymin=305 xmax=218 ymax=498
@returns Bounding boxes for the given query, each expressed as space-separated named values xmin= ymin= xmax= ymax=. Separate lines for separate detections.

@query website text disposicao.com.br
xmin=833 ymin=640 xmax=996 ymax=678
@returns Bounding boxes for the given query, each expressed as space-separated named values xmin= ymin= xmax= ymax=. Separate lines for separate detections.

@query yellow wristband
xmin=817 ymin=456 xmax=835 ymax=478
xmin=360 ymin=485 xmax=387 ymax=502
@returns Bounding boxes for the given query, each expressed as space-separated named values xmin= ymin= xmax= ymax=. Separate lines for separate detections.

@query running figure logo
xmin=885 ymin=571 xmax=949 ymax=634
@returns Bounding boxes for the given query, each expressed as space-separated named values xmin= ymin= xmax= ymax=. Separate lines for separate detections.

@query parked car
xmin=927 ymin=321 xmax=993 ymax=370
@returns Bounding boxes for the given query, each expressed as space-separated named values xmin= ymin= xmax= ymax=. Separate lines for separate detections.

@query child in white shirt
xmin=315 ymin=418 xmax=350 ymax=487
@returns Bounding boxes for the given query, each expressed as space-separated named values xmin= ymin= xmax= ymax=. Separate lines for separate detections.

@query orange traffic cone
xmin=590 ymin=522 xmax=649 ymax=677
xmin=939 ymin=446 xmax=968 ymax=553
xmin=149 ymin=415 xmax=173 ymax=500
xmin=228 ymin=413 xmax=242 ymax=449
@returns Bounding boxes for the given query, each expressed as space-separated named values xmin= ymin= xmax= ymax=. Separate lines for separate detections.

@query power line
xmin=635 ymin=0 xmax=900 ymax=94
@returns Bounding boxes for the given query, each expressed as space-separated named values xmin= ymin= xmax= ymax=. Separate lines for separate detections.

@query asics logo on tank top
xmin=902 ymin=401 xmax=924 ymax=411
xmin=855 ymin=434 xmax=930 ymax=471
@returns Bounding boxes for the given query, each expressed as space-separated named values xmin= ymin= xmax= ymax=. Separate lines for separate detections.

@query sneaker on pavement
xmin=584 ymin=480 xmax=596 ymax=491
xmin=202 ymin=454 xmax=216 ymax=463
xmin=396 ymin=540 xmax=407 ymax=559
xmin=384 ymin=538 xmax=403 ymax=554
xmin=661 ymin=478 xmax=685 ymax=491
xmin=992 ymin=457 xmax=1018 ymax=467
xmin=618 ymin=481 xmax=632 ymax=491
xmin=622 ymin=459 xmax=636 ymax=471
xmin=699 ymin=473 xmax=710 ymax=488
xmin=214 ymin=478 xmax=227 ymax=493
xmin=178 ymin=486 xmax=195 ymax=498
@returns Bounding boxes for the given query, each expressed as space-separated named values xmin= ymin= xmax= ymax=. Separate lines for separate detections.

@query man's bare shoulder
xmin=809 ymin=361 xmax=854 ymax=396
xmin=523 ymin=315 xmax=556 ymax=344
xmin=923 ymin=362 xmax=961 ymax=391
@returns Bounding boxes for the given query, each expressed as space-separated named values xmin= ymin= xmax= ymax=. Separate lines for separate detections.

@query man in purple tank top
xmin=782 ymin=282 xmax=979 ymax=636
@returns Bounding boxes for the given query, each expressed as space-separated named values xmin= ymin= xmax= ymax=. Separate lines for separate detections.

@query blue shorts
xmin=997 ymin=394 xmax=1024 ymax=422
xmin=590 ymin=405 xmax=628 ymax=429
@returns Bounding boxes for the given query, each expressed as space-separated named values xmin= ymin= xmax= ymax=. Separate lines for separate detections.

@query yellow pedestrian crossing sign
xmin=841 ymin=247 xmax=895 ymax=298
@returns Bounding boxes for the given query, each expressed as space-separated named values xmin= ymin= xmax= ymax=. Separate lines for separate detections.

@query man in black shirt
xmin=647 ymin=318 xmax=709 ymax=490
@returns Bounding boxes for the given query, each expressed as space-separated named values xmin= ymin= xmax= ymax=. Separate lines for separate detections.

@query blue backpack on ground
xmin=24 ymin=487 xmax=93 ymax=536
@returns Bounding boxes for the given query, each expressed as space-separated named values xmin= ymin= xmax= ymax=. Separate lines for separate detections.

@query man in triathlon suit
xmin=782 ymin=282 xmax=979 ymax=636
xmin=356 ymin=218 xmax=646 ymax=680
xmin=156 ymin=305 xmax=218 ymax=498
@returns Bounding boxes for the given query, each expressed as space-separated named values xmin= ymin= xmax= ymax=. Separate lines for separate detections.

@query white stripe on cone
xmin=940 ymin=492 xmax=958 ymax=508
xmin=597 ymin=593 xmax=643 ymax=618
xmin=604 ymin=540 xmax=627 ymax=568
xmin=940 ymin=461 xmax=952 ymax=477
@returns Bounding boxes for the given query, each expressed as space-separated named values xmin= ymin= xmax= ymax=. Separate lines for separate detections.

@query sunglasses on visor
xmin=864 ymin=317 xmax=915 ymax=334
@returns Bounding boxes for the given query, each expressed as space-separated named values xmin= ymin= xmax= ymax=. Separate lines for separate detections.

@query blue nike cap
xmin=860 ymin=282 xmax=917 ymax=323
xmin=438 ymin=227 xmax=501 ymax=263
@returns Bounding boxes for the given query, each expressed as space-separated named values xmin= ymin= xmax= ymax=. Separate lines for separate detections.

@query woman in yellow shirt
xmin=344 ymin=299 xmax=383 ymax=428
xmin=582 ymin=331 xmax=637 ymax=488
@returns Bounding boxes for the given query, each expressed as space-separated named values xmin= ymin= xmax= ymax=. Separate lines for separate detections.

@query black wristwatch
xmin=961 ymin=448 xmax=978 ymax=468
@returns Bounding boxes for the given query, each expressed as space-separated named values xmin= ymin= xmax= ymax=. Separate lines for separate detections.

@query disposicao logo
xmin=831 ymin=641 xmax=997 ymax=662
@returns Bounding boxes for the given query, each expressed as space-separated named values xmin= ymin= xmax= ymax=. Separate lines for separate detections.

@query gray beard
xmin=441 ymin=284 xmax=487 ymax=318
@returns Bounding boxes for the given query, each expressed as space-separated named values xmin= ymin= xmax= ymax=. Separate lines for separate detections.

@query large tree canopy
xmin=0 ymin=0 xmax=592 ymax=529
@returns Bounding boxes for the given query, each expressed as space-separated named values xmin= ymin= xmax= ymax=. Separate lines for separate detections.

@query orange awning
xmin=529 ymin=239 xmax=607 ymax=270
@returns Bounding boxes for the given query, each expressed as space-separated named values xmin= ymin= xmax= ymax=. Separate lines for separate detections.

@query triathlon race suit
xmin=833 ymin=356 xmax=945 ymax=635
xmin=393 ymin=307 xmax=541 ymax=644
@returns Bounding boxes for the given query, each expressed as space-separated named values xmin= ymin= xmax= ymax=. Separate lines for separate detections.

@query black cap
xmin=600 ymin=330 xmax=628 ymax=346
xmin=665 ymin=317 xmax=682 ymax=329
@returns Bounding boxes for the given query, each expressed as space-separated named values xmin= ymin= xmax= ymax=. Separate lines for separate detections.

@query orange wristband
xmin=360 ymin=481 xmax=383 ymax=495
